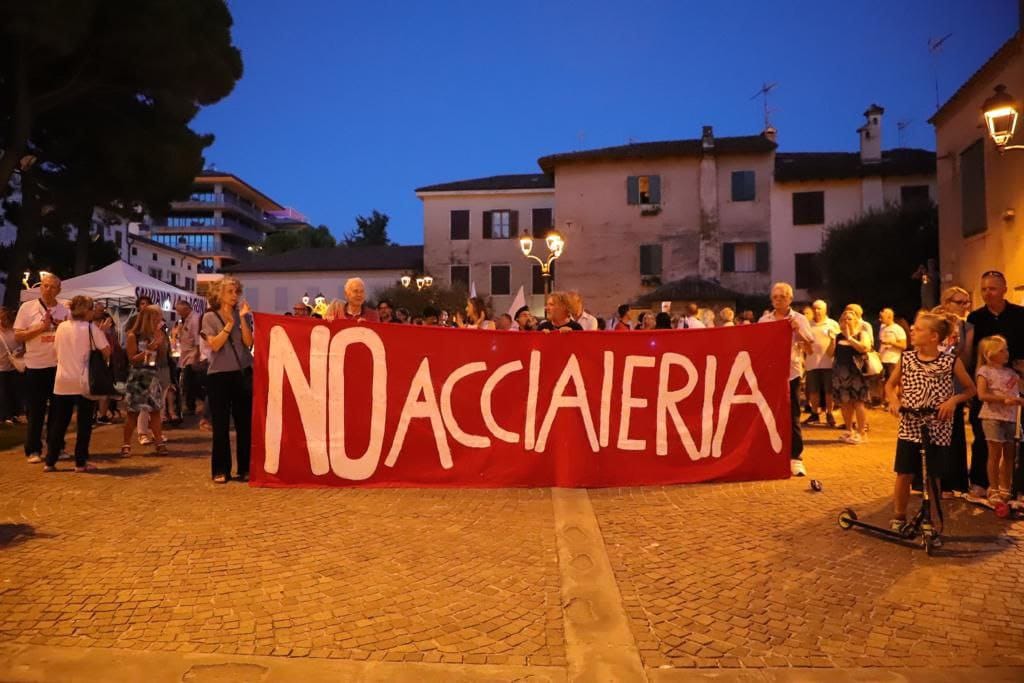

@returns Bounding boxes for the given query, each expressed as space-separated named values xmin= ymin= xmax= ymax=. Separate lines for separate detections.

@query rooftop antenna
xmin=896 ymin=119 xmax=913 ymax=147
xmin=750 ymin=82 xmax=778 ymax=130
xmin=928 ymin=33 xmax=952 ymax=111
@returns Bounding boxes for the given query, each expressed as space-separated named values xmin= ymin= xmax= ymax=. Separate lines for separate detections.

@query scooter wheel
xmin=994 ymin=502 xmax=1010 ymax=518
xmin=837 ymin=508 xmax=857 ymax=530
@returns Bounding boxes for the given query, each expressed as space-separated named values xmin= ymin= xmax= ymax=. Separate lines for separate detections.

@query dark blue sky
xmin=195 ymin=0 xmax=1016 ymax=245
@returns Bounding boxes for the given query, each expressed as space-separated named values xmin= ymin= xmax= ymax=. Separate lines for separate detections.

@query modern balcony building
xmin=145 ymin=170 xmax=309 ymax=281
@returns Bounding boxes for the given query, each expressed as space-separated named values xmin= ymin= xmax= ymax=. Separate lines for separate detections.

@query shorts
xmin=982 ymin=419 xmax=1016 ymax=443
xmin=894 ymin=439 xmax=954 ymax=478
xmin=805 ymin=369 xmax=832 ymax=399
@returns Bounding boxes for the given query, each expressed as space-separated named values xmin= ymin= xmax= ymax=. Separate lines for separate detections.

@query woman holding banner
xmin=201 ymin=277 xmax=254 ymax=484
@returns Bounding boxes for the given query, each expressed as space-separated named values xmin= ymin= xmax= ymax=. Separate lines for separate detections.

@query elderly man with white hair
xmin=341 ymin=278 xmax=378 ymax=322
xmin=804 ymin=299 xmax=840 ymax=427
xmin=14 ymin=273 xmax=70 ymax=464
xmin=759 ymin=282 xmax=815 ymax=477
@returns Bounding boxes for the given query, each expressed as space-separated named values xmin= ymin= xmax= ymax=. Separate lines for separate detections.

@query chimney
xmin=857 ymin=104 xmax=884 ymax=163
xmin=763 ymin=125 xmax=778 ymax=144
xmin=702 ymin=125 xmax=715 ymax=150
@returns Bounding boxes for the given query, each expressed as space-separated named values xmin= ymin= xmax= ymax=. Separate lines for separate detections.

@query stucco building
xmin=932 ymin=29 xmax=1024 ymax=300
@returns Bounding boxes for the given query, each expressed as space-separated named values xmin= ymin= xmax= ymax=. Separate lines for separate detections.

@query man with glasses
xmin=965 ymin=271 xmax=1024 ymax=501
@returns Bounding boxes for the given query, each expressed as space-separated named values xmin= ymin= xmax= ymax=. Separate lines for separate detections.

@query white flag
xmin=470 ymin=280 xmax=477 ymax=298
xmin=506 ymin=285 xmax=526 ymax=318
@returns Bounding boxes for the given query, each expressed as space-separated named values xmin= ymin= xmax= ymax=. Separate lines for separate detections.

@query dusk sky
xmin=195 ymin=0 xmax=1017 ymax=246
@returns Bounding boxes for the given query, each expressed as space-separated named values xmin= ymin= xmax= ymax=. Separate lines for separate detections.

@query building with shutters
xmin=771 ymin=106 xmax=936 ymax=301
xmin=416 ymin=174 xmax=555 ymax=316
xmin=418 ymin=108 xmax=936 ymax=319
xmin=930 ymin=28 xmax=1024 ymax=299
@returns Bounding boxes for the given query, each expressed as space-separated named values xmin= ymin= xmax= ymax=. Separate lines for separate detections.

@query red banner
xmin=250 ymin=315 xmax=793 ymax=488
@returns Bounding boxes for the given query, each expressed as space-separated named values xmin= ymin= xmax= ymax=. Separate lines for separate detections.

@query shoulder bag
xmin=0 ymin=333 xmax=25 ymax=373
xmin=87 ymin=324 xmax=117 ymax=397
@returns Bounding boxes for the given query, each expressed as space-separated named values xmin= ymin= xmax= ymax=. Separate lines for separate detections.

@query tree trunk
xmin=0 ymin=43 xmax=33 ymax=198
xmin=73 ymin=207 xmax=93 ymax=275
xmin=4 ymin=171 xmax=40 ymax=309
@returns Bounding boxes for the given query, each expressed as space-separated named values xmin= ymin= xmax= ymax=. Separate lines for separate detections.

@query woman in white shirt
xmin=45 ymin=296 xmax=110 ymax=472
xmin=456 ymin=297 xmax=496 ymax=330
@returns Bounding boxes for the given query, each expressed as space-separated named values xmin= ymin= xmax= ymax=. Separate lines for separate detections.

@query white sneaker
xmin=790 ymin=460 xmax=807 ymax=477
xmin=138 ymin=434 xmax=154 ymax=446
xmin=839 ymin=432 xmax=862 ymax=444
xmin=26 ymin=454 xmax=43 ymax=464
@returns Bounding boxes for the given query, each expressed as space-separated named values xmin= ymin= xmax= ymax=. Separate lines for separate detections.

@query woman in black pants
xmin=200 ymin=276 xmax=253 ymax=484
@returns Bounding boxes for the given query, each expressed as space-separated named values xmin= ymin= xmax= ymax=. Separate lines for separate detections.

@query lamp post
xmin=982 ymin=84 xmax=1024 ymax=152
xmin=400 ymin=274 xmax=433 ymax=290
xmin=519 ymin=227 xmax=566 ymax=296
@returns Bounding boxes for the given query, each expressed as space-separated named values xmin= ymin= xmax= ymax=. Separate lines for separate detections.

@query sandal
xmin=75 ymin=464 xmax=97 ymax=473
xmin=212 ymin=475 xmax=228 ymax=484
xmin=120 ymin=444 xmax=132 ymax=458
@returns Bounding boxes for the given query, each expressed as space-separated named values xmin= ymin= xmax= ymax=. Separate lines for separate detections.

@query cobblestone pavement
xmin=1 ymin=411 xmax=1023 ymax=681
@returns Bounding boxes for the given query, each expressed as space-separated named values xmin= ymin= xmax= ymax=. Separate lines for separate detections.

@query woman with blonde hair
xmin=201 ymin=276 xmax=253 ymax=484
xmin=121 ymin=304 xmax=169 ymax=457
xmin=931 ymin=287 xmax=975 ymax=496
xmin=47 ymin=296 xmax=110 ymax=472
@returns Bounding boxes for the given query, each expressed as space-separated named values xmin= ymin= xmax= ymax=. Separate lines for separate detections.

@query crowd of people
xmin=2 ymin=272 xmax=1022 ymax=524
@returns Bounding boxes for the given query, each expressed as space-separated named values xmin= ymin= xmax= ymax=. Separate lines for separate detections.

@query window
xmin=532 ymin=263 xmax=555 ymax=295
xmin=189 ymin=191 xmax=215 ymax=202
xmin=792 ymin=191 xmax=825 ymax=225
xmin=900 ymin=185 xmax=930 ymax=207
xmin=491 ymin=264 xmax=511 ymax=295
xmin=187 ymin=263 xmax=192 ymax=271
xmin=169 ymin=273 xmax=178 ymax=286
xmin=131 ymin=247 xmax=138 ymax=256
xmin=794 ymin=253 xmax=823 ymax=290
xmin=153 ymin=233 xmax=215 ymax=251
xmin=532 ymin=208 xmax=553 ymax=238
xmin=627 ymin=175 xmax=661 ymax=205
xmin=731 ymin=171 xmax=756 ymax=202
xmin=450 ymin=265 xmax=470 ymax=290
xmin=198 ymin=258 xmax=216 ymax=274
xmin=639 ymin=244 xmax=662 ymax=276
xmin=960 ymin=140 xmax=986 ymax=237
xmin=185 ymin=277 xmax=195 ymax=292
xmin=171 ymin=258 xmax=176 ymax=266
xmin=152 ymin=253 xmax=158 ymax=261
xmin=114 ymin=230 xmax=122 ymax=246
xmin=450 ymin=210 xmax=469 ymax=240
xmin=722 ymin=242 xmax=769 ymax=273
xmin=167 ymin=215 xmax=217 ymax=228
xmin=148 ymin=267 xmax=162 ymax=280
xmin=483 ymin=210 xmax=516 ymax=239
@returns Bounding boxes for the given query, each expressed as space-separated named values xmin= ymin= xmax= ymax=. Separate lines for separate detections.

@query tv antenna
xmin=928 ymin=33 xmax=952 ymax=111
xmin=896 ymin=119 xmax=913 ymax=147
xmin=750 ymin=82 xmax=778 ymax=130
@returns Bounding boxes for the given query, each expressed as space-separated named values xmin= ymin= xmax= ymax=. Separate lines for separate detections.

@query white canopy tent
xmin=20 ymin=261 xmax=205 ymax=320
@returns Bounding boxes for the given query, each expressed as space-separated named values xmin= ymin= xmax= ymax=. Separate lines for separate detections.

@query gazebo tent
xmin=20 ymin=261 xmax=205 ymax=320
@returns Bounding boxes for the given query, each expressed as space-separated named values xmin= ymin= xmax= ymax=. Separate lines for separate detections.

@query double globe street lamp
xmin=401 ymin=274 xmax=433 ymax=290
xmin=519 ymin=228 xmax=566 ymax=296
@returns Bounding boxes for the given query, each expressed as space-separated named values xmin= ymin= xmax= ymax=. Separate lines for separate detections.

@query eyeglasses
xmin=982 ymin=270 xmax=1006 ymax=280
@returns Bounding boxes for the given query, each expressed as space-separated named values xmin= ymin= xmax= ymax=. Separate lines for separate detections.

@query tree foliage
xmin=261 ymin=225 xmax=337 ymax=256
xmin=819 ymin=202 xmax=938 ymax=321
xmin=372 ymin=283 xmax=469 ymax=318
xmin=0 ymin=0 xmax=242 ymax=306
xmin=343 ymin=210 xmax=392 ymax=247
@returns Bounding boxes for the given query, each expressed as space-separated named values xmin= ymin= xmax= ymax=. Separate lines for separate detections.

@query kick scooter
xmin=838 ymin=408 xmax=944 ymax=555
xmin=966 ymin=405 xmax=1024 ymax=519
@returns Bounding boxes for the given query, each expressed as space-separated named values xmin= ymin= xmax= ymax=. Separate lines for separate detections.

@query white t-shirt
xmin=805 ymin=318 xmax=840 ymax=371
xmin=878 ymin=323 xmax=908 ymax=365
xmin=977 ymin=365 xmax=1021 ymax=423
xmin=759 ymin=309 xmax=815 ymax=381
xmin=14 ymin=299 xmax=70 ymax=369
xmin=677 ymin=316 xmax=706 ymax=329
xmin=53 ymin=321 xmax=109 ymax=396
xmin=576 ymin=311 xmax=599 ymax=331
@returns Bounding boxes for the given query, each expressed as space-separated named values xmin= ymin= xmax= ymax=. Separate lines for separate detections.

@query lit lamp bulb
xmin=545 ymin=231 xmax=564 ymax=254
xmin=416 ymin=277 xmax=425 ymax=290
xmin=423 ymin=275 xmax=433 ymax=287
xmin=400 ymin=275 xmax=411 ymax=288
xmin=519 ymin=235 xmax=534 ymax=257
xmin=983 ymin=84 xmax=1019 ymax=148
xmin=22 ymin=270 xmax=30 ymax=289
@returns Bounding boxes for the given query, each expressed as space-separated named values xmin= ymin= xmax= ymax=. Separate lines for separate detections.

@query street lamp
xmin=520 ymin=227 xmax=566 ymax=295
xmin=400 ymin=274 xmax=433 ymax=290
xmin=982 ymin=84 xmax=1024 ymax=151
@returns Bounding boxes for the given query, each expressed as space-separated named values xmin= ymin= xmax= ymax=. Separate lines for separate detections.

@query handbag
xmin=0 ymin=333 xmax=25 ymax=373
xmin=860 ymin=350 xmax=884 ymax=376
xmin=87 ymin=324 xmax=117 ymax=396
xmin=214 ymin=311 xmax=253 ymax=394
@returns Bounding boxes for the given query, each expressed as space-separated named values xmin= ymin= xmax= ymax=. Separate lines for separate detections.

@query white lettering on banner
xmin=265 ymin=326 xmax=329 ymax=475
xmin=262 ymin=326 xmax=785 ymax=479
xmin=481 ymin=361 xmax=523 ymax=443
xmin=712 ymin=351 xmax=782 ymax=456
xmin=618 ymin=355 xmax=656 ymax=450
xmin=328 ymin=327 xmax=387 ymax=480
xmin=385 ymin=358 xmax=452 ymax=470
xmin=535 ymin=354 xmax=600 ymax=454
xmin=441 ymin=362 xmax=490 ymax=448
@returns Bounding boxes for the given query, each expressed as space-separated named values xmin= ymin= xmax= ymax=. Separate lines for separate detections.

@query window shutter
xmin=648 ymin=175 xmax=661 ymax=204
xmin=745 ymin=172 xmax=756 ymax=200
xmin=722 ymin=243 xmax=735 ymax=273
xmin=509 ymin=210 xmax=519 ymax=238
xmin=482 ymin=211 xmax=492 ymax=239
xmin=755 ymin=242 xmax=770 ymax=272
xmin=626 ymin=176 xmax=639 ymax=205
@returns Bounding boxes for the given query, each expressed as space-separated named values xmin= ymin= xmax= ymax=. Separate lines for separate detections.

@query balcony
xmin=171 ymin=192 xmax=271 ymax=226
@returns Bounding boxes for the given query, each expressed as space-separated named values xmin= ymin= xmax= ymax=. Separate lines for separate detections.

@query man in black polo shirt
xmin=966 ymin=271 xmax=1024 ymax=498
